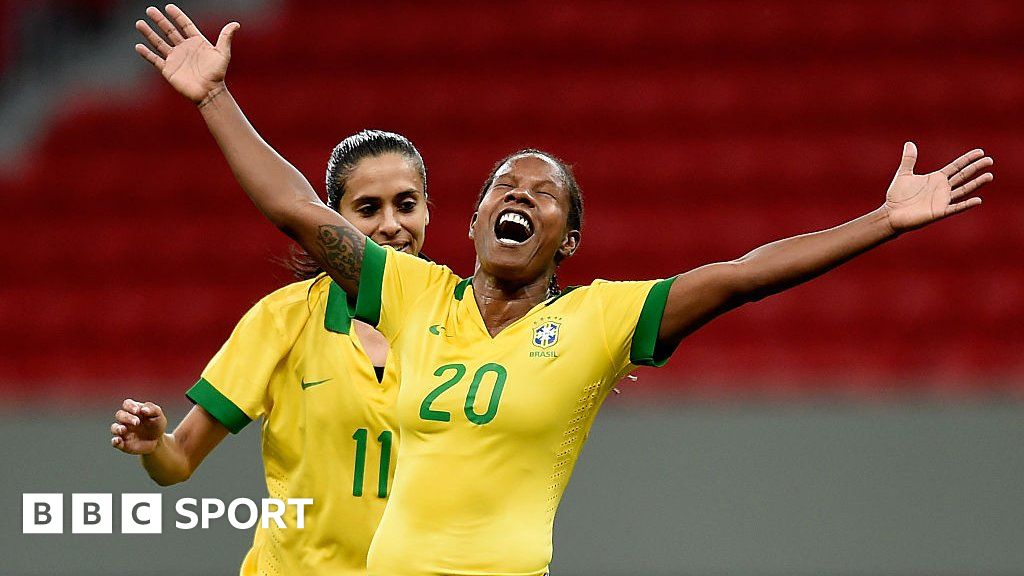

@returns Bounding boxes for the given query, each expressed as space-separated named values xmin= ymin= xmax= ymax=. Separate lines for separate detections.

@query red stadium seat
xmin=1 ymin=0 xmax=1020 ymax=396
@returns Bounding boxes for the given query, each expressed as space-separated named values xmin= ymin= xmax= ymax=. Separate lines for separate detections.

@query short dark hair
xmin=475 ymin=149 xmax=584 ymax=297
xmin=475 ymin=148 xmax=584 ymax=233
xmin=288 ymin=130 xmax=427 ymax=280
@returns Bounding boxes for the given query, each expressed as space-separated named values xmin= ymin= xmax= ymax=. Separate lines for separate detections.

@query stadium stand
xmin=0 ymin=0 xmax=1021 ymax=395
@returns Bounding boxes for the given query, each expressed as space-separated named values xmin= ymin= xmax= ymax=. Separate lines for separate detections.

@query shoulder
xmin=568 ymin=279 xmax=657 ymax=299
xmin=386 ymin=247 xmax=459 ymax=279
xmin=382 ymin=248 xmax=464 ymax=298
xmin=552 ymin=279 xmax=670 ymax=315
xmin=248 ymin=276 xmax=331 ymax=328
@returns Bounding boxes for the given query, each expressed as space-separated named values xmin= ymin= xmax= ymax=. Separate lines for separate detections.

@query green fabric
xmin=324 ymin=281 xmax=353 ymax=334
xmin=629 ymin=277 xmax=677 ymax=367
xmin=544 ymin=285 xmax=579 ymax=306
xmin=453 ymin=277 xmax=472 ymax=301
xmin=354 ymin=239 xmax=387 ymax=328
xmin=185 ymin=378 xmax=253 ymax=434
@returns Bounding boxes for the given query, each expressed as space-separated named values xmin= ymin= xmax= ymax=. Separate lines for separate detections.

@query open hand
xmin=884 ymin=142 xmax=993 ymax=233
xmin=111 ymin=398 xmax=168 ymax=454
xmin=134 ymin=4 xmax=240 ymax=105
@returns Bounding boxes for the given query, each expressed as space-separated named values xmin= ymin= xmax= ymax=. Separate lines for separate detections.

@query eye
xmin=399 ymin=200 xmax=418 ymax=213
xmin=356 ymin=204 xmax=377 ymax=217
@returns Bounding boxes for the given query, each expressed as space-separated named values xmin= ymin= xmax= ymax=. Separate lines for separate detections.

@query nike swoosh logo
xmin=301 ymin=378 xmax=332 ymax=390
xmin=428 ymin=324 xmax=445 ymax=336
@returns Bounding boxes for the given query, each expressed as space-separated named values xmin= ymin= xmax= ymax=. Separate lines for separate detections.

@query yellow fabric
xmin=358 ymin=245 xmax=663 ymax=576
xmin=192 ymin=277 xmax=399 ymax=576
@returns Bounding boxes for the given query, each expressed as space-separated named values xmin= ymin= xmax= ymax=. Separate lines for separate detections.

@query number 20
xmin=420 ymin=363 xmax=507 ymax=425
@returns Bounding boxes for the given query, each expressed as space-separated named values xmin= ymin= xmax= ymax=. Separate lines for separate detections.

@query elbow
xmin=270 ymin=199 xmax=328 ymax=242
xmin=149 ymin=467 xmax=193 ymax=487
xmin=725 ymin=259 xmax=772 ymax=305
xmin=263 ymin=206 xmax=302 ymax=236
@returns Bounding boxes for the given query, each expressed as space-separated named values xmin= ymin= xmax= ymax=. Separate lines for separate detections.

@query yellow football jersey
xmin=186 ymin=276 xmax=399 ymax=576
xmin=353 ymin=240 xmax=674 ymax=576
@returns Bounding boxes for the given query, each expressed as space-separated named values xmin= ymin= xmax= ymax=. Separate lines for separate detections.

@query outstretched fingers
xmin=948 ymin=155 xmax=994 ymax=188
xmin=165 ymin=4 xmax=204 ymax=39
xmin=945 ymin=196 xmax=983 ymax=217
xmin=135 ymin=19 xmax=171 ymax=57
xmin=940 ymin=148 xmax=984 ymax=178
xmin=134 ymin=43 xmax=164 ymax=70
xmin=146 ymin=5 xmax=186 ymax=45
xmin=951 ymin=171 xmax=994 ymax=200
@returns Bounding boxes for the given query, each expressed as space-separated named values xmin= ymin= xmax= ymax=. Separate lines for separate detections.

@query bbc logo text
xmin=23 ymin=493 xmax=313 ymax=534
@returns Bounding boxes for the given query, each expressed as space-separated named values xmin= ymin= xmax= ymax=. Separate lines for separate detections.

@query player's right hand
xmin=111 ymin=399 xmax=168 ymax=454
xmin=133 ymin=4 xmax=240 ymax=106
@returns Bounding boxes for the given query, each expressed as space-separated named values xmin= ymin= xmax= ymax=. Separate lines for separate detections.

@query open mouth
xmin=494 ymin=209 xmax=534 ymax=245
xmin=380 ymin=241 xmax=411 ymax=253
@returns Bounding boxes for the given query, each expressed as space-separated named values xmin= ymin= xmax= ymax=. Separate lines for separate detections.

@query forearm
xmin=658 ymin=142 xmax=991 ymax=349
xmin=197 ymin=87 xmax=366 ymax=291
xmin=198 ymin=86 xmax=319 ymax=229
xmin=659 ymin=207 xmax=898 ymax=344
xmin=140 ymin=433 xmax=193 ymax=486
xmin=733 ymin=206 xmax=897 ymax=302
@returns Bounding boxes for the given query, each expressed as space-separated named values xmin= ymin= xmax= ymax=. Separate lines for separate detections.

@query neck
xmin=471 ymin=269 xmax=552 ymax=337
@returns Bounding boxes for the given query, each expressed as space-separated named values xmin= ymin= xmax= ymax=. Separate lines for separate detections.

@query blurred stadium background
xmin=1 ymin=1 xmax=1022 ymax=574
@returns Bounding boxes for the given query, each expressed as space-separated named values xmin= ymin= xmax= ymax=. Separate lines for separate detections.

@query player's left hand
xmin=883 ymin=142 xmax=993 ymax=233
xmin=134 ymin=4 xmax=239 ymax=106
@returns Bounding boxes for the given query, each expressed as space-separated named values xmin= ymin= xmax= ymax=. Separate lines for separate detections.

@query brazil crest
xmin=532 ymin=320 xmax=560 ymax=349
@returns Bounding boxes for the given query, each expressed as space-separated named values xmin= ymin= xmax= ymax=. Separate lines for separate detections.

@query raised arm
xmin=134 ymin=4 xmax=365 ymax=293
xmin=657 ymin=142 xmax=993 ymax=350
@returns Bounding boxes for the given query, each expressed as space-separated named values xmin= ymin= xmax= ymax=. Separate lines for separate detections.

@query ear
xmin=424 ymin=205 xmax=430 ymax=227
xmin=558 ymin=230 xmax=580 ymax=261
xmin=468 ymin=212 xmax=478 ymax=240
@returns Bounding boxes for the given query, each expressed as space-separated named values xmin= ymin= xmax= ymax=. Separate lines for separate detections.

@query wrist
xmin=197 ymin=83 xmax=228 ymax=109
xmin=142 ymin=432 xmax=169 ymax=456
xmin=874 ymin=204 xmax=901 ymax=239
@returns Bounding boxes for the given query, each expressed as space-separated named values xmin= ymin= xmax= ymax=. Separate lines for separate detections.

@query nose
xmin=379 ymin=207 xmax=402 ymax=237
xmin=504 ymin=187 xmax=536 ymax=207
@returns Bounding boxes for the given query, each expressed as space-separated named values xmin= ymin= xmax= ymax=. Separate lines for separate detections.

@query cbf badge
xmin=532 ymin=318 xmax=561 ymax=349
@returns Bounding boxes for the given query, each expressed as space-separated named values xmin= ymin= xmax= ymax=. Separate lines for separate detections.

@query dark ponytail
xmin=287 ymin=130 xmax=427 ymax=280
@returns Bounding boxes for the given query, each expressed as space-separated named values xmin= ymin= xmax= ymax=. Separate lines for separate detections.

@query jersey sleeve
xmin=352 ymin=238 xmax=457 ymax=340
xmin=592 ymin=277 xmax=678 ymax=372
xmin=185 ymin=298 xmax=291 ymax=433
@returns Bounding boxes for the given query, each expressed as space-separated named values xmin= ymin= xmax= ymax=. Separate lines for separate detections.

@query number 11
xmin=352 ymin=428 xmax=393 ymax=498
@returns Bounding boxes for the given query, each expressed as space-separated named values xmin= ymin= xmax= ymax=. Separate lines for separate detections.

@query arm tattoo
xmin=316 ymin=224 xmax=364 ymax=281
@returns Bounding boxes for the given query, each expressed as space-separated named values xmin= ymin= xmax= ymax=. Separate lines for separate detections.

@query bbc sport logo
xmin=23 ymin=493 xmax=313 ymax=534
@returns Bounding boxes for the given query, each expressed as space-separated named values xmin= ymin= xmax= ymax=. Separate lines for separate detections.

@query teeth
xmin=499 ymin=212 xmax=531 ymax=232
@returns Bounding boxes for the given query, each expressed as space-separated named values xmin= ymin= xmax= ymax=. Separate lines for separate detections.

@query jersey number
xmin=420 ymin=363 xmax=507 ymax=425
xmin=351 ymin=428 xmax=392 ymax=498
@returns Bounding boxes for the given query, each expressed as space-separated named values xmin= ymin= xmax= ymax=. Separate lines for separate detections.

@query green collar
xmin=454 ymin=276 xmax=473 ymax=301
xmin=325 ymin=280 xmax=354 ymax=334
xmin=544 ymin=285 xmax=579 ymax=305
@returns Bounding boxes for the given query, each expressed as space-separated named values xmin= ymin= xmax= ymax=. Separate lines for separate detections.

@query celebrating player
xmin=110 ymin=128 xmax=428 ymax=574
xmin=131 ymin=4 xmax=994 ymax=576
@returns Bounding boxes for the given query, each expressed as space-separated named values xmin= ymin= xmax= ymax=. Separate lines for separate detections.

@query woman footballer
xmin=110 ymin=129 xmax=430 ymax=573
xmin=131 ymin=5 xmax=994 ymax=575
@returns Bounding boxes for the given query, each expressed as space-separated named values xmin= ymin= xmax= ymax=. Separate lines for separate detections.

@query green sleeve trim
xmin=186 ymin=378 xmax=253 ymax=434
xmin=629 ymin=277 xmax=677 ymax=367
xmin=353 ymin=238 xmax=387 ymax=328
xmin=324 ymin=281 xmax=353 ymax=334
